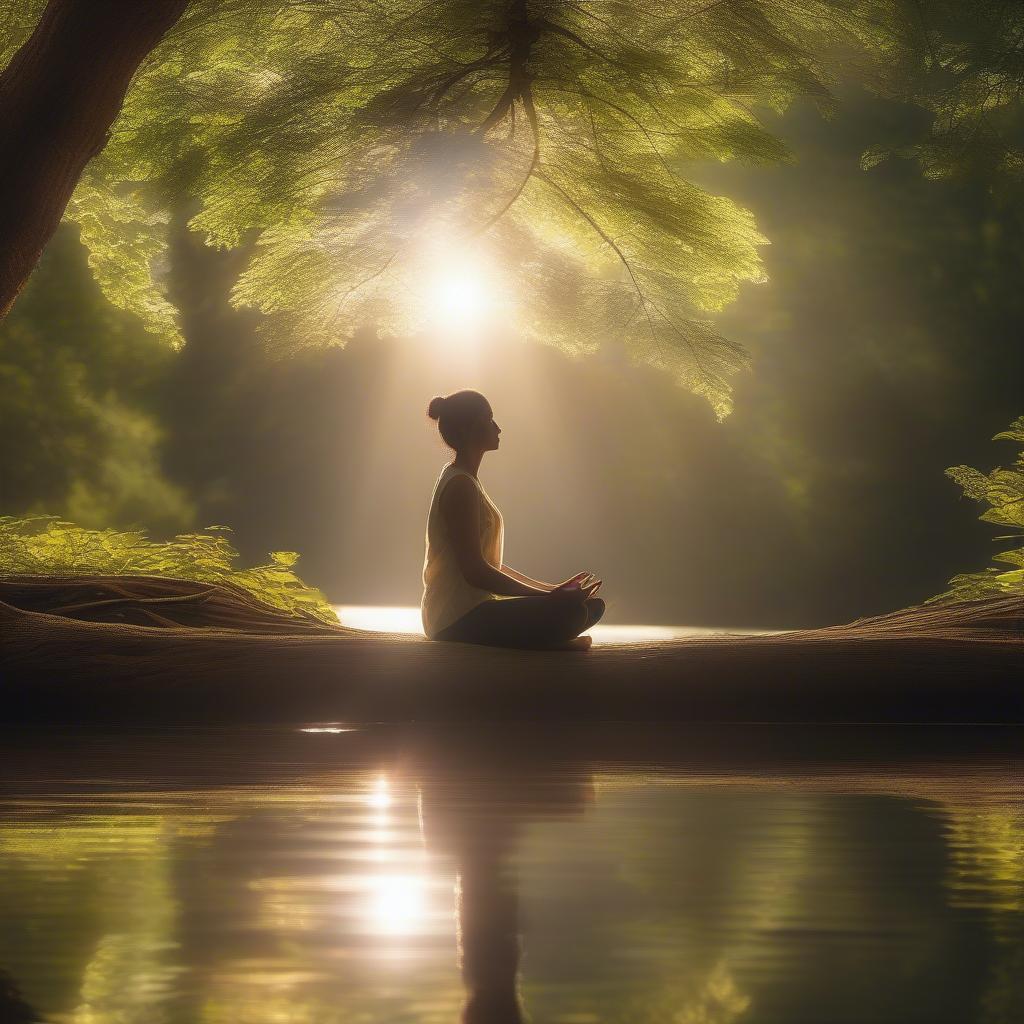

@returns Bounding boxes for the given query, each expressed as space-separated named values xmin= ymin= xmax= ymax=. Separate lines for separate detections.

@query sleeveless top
xmin=421 ymin=463 xmax=504 ymax=639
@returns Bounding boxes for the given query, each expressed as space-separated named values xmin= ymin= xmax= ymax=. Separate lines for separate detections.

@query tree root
xmin=1 ymin=574 xmax=1021 ymax=725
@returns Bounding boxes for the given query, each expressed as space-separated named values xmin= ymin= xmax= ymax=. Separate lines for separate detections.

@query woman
xmin=421 ymin=389 xmax=605 ymax=650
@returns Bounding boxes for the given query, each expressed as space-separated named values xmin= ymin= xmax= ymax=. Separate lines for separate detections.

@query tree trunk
xmin=0 ymin=0 xmax=188 ymax=318
xmin=2 ymin=576 xmax=1022 ymax=725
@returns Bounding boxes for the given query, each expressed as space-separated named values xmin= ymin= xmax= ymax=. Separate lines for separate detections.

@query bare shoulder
xmin=439 ymin=473 xmax=479 ymax=510
xmin=439 ymin=475 xmax=485 ymax=578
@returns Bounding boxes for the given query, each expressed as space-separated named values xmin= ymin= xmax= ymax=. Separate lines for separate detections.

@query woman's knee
xmin=551 ymin=599 xmax=590 ymax=638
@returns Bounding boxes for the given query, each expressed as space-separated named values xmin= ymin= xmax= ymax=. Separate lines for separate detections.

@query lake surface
xmin=1 ymin=724 xmax=1021 ymax=1024
xmin=333 ymin=604 xmax=777 ymax=642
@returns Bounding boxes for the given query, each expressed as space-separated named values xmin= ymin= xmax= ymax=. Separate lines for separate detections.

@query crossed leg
xmin=435 ymin=596 xmax=606 ymax=650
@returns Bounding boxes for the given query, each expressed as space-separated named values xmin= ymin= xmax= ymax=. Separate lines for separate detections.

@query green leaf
xmin=932 ymin=416 xmax=1024 ymax=602
xmin=0 ymin=516 xmax=338 ymax=624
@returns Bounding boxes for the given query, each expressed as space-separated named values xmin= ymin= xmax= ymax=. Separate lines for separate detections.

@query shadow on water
xmin=0 ymin=723 xmax=1022 ymax=1023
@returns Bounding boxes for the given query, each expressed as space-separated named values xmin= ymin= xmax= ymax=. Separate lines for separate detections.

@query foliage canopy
xmin=862 ymin=1 xmax=1024 ymax=182
xmin=0 ymin=225 xmax=193 ymax=532
xmin=1 ymin=0 xmax=912 ymax=416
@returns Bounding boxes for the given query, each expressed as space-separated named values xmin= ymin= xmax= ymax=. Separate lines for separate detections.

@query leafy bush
xmin=935 ymin=417 xmax=1024 ymax=601
xmin=0 ymin=515 xmax=338 ymax=624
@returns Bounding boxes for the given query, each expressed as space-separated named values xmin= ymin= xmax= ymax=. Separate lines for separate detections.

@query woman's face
xmin=477 ymin=407 xmax=501 ymax=451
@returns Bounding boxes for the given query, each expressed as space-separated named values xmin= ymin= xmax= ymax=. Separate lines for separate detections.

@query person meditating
xmin=422 ymin=389 xmax=605 ymax=650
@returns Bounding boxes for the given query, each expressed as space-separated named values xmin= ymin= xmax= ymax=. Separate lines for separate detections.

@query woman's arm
xmin=440 ymin=477 xmax=549 ymax=597
xmin=500 ymin=565 xmax=556 ymax=592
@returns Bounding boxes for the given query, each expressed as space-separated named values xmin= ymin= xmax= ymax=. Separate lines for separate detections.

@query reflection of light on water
xmin=366 ymin=775 xmax=391 ymax=811
xmin=337 ymin=605 xmax=423 ymax=634
xmin=367 ymin=873 xmax=428 ymax=935
xmin=334 ymin=605 xmax=762 ymax=643
xmin=249 ymin=774 xmax=449 ymax=946
xmin=362 ymin=775 xmax=429 ymax=937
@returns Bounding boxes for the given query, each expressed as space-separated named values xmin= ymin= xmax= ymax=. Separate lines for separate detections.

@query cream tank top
xmin=421 ymin=463 xmax=504 ymax=639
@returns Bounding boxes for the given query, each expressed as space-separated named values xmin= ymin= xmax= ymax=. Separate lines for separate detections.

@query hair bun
xmin=427 ymin=395 xmax=446 ymax=420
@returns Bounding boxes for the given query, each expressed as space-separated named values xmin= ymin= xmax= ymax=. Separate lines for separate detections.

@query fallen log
xmin=1 ymin=575 xmax=1021 ymax=724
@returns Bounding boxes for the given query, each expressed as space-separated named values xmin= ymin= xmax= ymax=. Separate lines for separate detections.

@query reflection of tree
xmin=945 ymin=802 xmax=1024 ymax=917
xmin=520 ymin=783 xmax=778 ymax=1023
xmin=0 ymin=814 xmax=206 ymax=1022
xmin=2 ymin=734 xmax=1022 ymax=1023
xmin=939 ymin=799 xmax=1024 ymax=1024
xmin=980 ymin=943 xmax=1024 ymax=1024
xmin=627 ymin=960 xmax=751 ymax=1024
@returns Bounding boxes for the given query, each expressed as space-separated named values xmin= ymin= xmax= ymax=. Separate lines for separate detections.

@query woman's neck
xmin=453 ymin=449 xmax=483 ymax=478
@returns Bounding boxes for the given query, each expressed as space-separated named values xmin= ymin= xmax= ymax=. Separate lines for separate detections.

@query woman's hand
xmin=549 ymin=571 xmax=602 ymax=603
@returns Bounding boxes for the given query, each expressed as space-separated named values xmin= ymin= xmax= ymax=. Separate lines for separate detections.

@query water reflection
xmin=417 ymin=734 xmax=593 ymax=1023
xmin=0 ymin=969 xmax=36 ymax=1024
xmin=0 ymin=725 xmax=1021 ymax=1023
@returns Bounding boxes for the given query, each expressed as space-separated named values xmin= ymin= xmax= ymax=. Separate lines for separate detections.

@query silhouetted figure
xmin=422 ymin=389 xmax=605 ymax=649
xmin=417 ymin=733 xmax=592 ymax=1023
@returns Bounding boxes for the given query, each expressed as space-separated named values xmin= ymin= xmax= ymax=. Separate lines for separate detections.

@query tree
xmin=2 ymin=0 xmax=905 ymax=416
xmin=6 ymin=3 xmax=1023 ymax=413
xmin=0 ymin=0 xmax=188 ymax=317
xmin=0 ymin=224 xmax=194 ymax=533
xmin=863 ymin=1 xmax=1024 ymax=182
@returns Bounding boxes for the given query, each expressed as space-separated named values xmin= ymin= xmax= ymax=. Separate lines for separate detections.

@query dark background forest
xmin=2 ymin=82 xmax=1022 ymax=629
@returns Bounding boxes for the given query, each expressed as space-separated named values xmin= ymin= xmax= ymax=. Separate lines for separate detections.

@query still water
xmin=0 ymin=724 xmax=1021 ymax=1024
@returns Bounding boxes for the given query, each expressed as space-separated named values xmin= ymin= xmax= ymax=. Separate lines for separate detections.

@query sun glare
xmin=368 ymin=873 xmax=428 ymax=936
xmin=417 ymin=237 xmax=503 ymax=335
xmin=366 ymin=775 xmax=392 ymax=811
xmin=434 ymin=269 xmax=488 ymax=326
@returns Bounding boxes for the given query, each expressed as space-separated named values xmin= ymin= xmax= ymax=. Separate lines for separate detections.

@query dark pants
xmin=434 ymin=595 xmax=606 ymax=649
